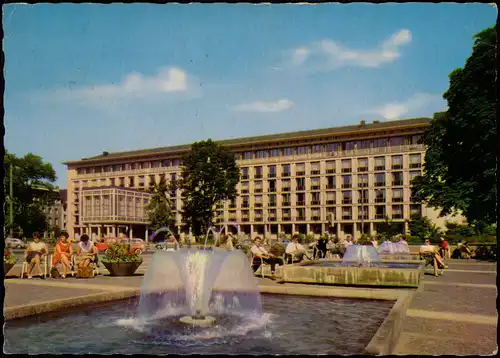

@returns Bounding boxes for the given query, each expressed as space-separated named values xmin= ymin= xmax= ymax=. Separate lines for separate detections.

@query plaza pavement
xmin=3 ymin=258 xmax=497 ymax=355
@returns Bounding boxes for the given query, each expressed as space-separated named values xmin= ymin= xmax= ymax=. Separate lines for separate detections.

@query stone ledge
xmin=364 ymin=290 xmax=416 ymax=356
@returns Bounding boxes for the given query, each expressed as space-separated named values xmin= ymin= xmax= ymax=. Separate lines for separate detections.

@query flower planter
xmin=102 ymin=261 xmax=142 ymax=276
xmin=4 ymin=263 xmax=15 ymax=276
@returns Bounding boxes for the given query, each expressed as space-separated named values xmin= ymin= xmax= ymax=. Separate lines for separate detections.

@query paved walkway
xmin=3 ymin=259 xmax=497 ymax=355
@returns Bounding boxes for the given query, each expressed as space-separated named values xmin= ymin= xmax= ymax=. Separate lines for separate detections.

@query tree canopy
xmin=145 ymin=177 xmax=176 ymax=231
xmin=4 ymin=150 xmax=58 ymax=236
xmin=412 ymin=26 xmax=496 ymax=226
xmin=179 ymin=139 xmax=240 ymax=237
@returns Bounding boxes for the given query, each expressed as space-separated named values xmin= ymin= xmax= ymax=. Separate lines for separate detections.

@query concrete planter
xmin=4 ymin=263 xmax=15 ymax=276
xmin=102 ymin=261 xmax=142 ymax=276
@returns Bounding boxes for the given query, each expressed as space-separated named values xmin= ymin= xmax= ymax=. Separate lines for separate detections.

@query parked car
xmin=6 ymin=238 xmax=26 ymax=249
xmin=95 ymin=237 xmax=146 ymax=255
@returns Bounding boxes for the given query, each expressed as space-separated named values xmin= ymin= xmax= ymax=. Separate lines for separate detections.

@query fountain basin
xmin=179 ymin=315 xmax=216 ymax=326
xmin=276 ymin=259 xmax=424 ymax=288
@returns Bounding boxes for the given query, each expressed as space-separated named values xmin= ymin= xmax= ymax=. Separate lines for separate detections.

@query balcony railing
xmin=358 ymin=214 xmax=369 ymax=220
xmin=326 ymin=184 xmax=336 ymax=190
xmin=282 ymin=217 xmax=291 ymax=221
xmin=358 ymin=183 xmax=368 ymax=188
xmin=375 ymin=198 xmax=386 ymax=203
xmin=254 ymin=188 xmax=263 ymax=193
xmin=374 ymin=166 xmax=385 ymax=171
xmin=268 ymin=188 xmax=276 ymax=193
xmin=296 ymin=186 xmax=306 ymax=191
xmin=268 ymin=202 xmax=277 ymax=207
xmin=268 ymin=173 xmax=276 ymax=178
xmin=296 ymin=216 xmax=306 ymax=221
xmin=375 ymin=182 xmax=385 ymax=187
xmin=254 ymin=174 xmax=263 ymax=179
xmin=241 ymin=189 xmax=249 ymax=194
xmin=342 ymin=215 xmax=352 ymax=220
xmin=229 ymin=204 xmax=236 ymax=209
xmin=326 ymin=169 xmax=335 ymax=174
xmin=241 ymin=175 xmax=249 ymax=180
xmin=326 ymin=200 xmax=336 ymax=205
xmin=282 ymin=201 xmax=291 ymax=207
xmin=342 ymin=199 xmax=352 ymax=204
xmin=392 ymin=181 xmax=403 ymax=186
xmin=341 ymin=168 xmax=352 ymax=173
xmin=282 ymin=172 xmax=291 ymax=177
xmin=310 ymin=170 xmax=320 ymax=175
xmin=311 ymin=185 xmax=321 ymax=191
xmin=282 ymin=187 xmax=291 ymax=192
xmin=312 ymin=216 xmax=321 ymax=221
xmin=392 ymin=198 xmax=403 ymax=203
xmin=311 ymin=200 xmax=320 ymax=205
xmin=255 ymin=203 xmax=263 ymax=208
xmin=254 ymin=216 xmax=263 ymax=222
xmin=409 ymin=163 xmax=422 ymax=169
xmin=242 ymin=203 xmax=249 ymax=208
xmin=358 ymin=167 xmax=368 ymax=172
xmin=358 ymin=199 xmax=369 ymax=204
xmin=296 ymin=171 xmax=305 ymax=176
xmin=392 ymin=164 xmax=403 ymax=170
xmin=268 ymin=217 xmax=277 ymax=222
xmin=375 ymin=214 xmax=385 ymax=219
xmin=392 ymin=214 xmax=404 ymax=219
xmin=296 ymin=201 xmax=305 ymax=206
xmin=341 ymin=183 xmax=352 ymax=189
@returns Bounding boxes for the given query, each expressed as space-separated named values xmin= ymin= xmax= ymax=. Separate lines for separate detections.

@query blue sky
xmin=3 ymin=3 xmax=496 ymax=187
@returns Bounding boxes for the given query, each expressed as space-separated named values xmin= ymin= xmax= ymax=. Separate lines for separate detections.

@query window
xmin=296 ymin=193 xmax=305 ymax=206
xmin=282 ymin=208 xmax=291 ymax=221
xmin=296 ymin=208 xmax=306 ymax=220
xmin=283 ymin=148 xmax=294 ymax=156
xmin=375 ymin=205 xmax=386 ymax=219
xmin=254 ymin=181 xmax=263 ymax=193
xmin=342 ymin=206 xmax=352 ymax=220
xmin=392 ymin=155 xmax=403 ymax=170
xmin=342 ymin=175 xmax=352 ymax=188
xmin=282 ymin=193 xmax=291 ymax=206
xmin=392 ymin=205 xmax=404 ymax=219
xmin=243 ymin=152 xmax=253 ymax=160
xmin=268 ymin=194 xmax=277 ymax=207
xmin=358 ymin=206 xmax=368 ymax=220
xmin=409 ymin=171 xmax=421 ymax=183
xmin=375 ymin=189 xmax=385 ymax=203
xmin=118 ymin=196 xmax=126 ymax=216
xmin=342 ymin=141 xmax=356 ymax=151
xmin=268 ymin=165 xmax=277 ymax=178
xmin=342 ymin=191 xmax=352 ymax=204
xmin=392 ymin=189 xmax=403 ymax=202
xmin=268 ymin=180 xmax=276 ymax=192
xmin=95 ymin=166 xmax=102 ymax=173
xmin=326 ymin=191 xmax=336 ymax=205
xmin=241 ymin=210 xmax=250 ymax=220
xmin=241 ymin=182 xmax=249 ymax=194
xmin=311 ymin=208 xmax=321 ymax=220
xmin=282 ymin=179 xmax=291 ymax=191
xmin=152 ymin=161 xmax=161 ymax=168
xmin=310 ymin=162 xmax=321 ymax=175
xmin=128 ymin=197 xmax=134 ymax=217
xmin=296 ymin=178 xmax=305 ymax=191
xmin=311 ymin=177 xmax=321 ymax=190
xmin=326 ymin=143 xmax=339 ymax=152
xmin=254 ymin=166 xmax=263 ymax=179
xmin=341 ymin=159 xmax=352 ymax=173
xmin=373 ymin=138 xmax=387 ymax=148
xmin=374 ymin=157 xmax=385 ymax=170
xmin=392 ymin=172 xmax=403 ymax=186
xmin=375 ymin=173 xmax=385 ymax=186
xmin=410 ymin=135 xmax=423 ymax=145
xmin=297 ymin=146 xmax=308 ymax=155
xmin=94 ymin=197 xmax=101 ymax=217
xmin=241 ymin=167 xmax=249 ymax=180
xmin=256 ymin=150 xmax=267 ymax=159
xmin=389 ymin=137 xmax=405 ymax=147
xmin=282 ymin=164 xmax=291 ymax=177
xmin=327 ymin=176 xmax=336 ymax=189
xmin=241 ymin=196 xmax=249 ymax=208
xmin=254 ymin=195 xmax=263 ymax=207
xmin=358 ymin=189 xmax=369 ymax=203
xmin=311 ymin=192 xmax=321 ymax=205
xmin=409 ymin=154 xmax=422 ymax=168
xmin=268 ymin=209 xmax=277 ymax=221
xmin=357 ymin=174 xmax=368 ymax=188
xmin=172 ymin=159 xmax=182 ymax=166
xmin=84 ymin=197 xmax=92 ymax=217
xmin=358 ymin=158 xmax=368 ymax=172
xmin=311 ymin=145 xmax=323 ymax=153
xmin=410 ymin=204 xmax=422 ymax=217
xmin=269 ymin=149 xmax=281 ymax=158
xmin=162 ymin=159 xmax=171 ymax=167
xmin=296 ymin=163 xmax=305 ymax=176
xmin=357 ymin=140 xmax=371 ymax=150
xmin=326 ymin=160 xmax=336 ymax=173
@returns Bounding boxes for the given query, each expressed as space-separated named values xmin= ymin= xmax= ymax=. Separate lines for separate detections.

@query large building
xmin=63 ymin=117 xmax=451 ymax=241
xmin=43 ymin=189 xmax=68 ymax=234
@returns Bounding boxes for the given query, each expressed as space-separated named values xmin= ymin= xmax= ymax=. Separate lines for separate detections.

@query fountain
xmin=137 ymin=248 xmax=261 ymax=327
xmin=341 ymin=245 xmax=381 ymax=266
xmin=378 ymin=241 xmax=414 ymax=260
xmin=150 ymin=227 xmax=180 ymax=251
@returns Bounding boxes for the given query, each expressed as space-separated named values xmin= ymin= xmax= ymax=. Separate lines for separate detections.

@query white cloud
xmin=290 ymin=28 xmax=412 ymax=70
xmin=365 ymin=93 xmax=445 ymax=120
xmin=232 ymin=99 xmax=294 ymax=113
xmin=33 ymin=67 xmax=199 ymax=109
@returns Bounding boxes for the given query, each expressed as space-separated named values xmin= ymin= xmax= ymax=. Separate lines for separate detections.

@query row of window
xmin=75 ymin=136 xmax=423 ymax=176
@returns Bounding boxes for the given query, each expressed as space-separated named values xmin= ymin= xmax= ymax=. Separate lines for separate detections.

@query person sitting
xmin=371 ymin=237 xmax=379 ymax=249
xmin=51 ymin=232 xmax=73 ymax=279
xmin=76 ymin=234 xmax=98 ymax=278
xmin=23 ymin=232 xmax=49 ymax=279
xmin=460 ymin=241 xmax=473 ymax=259
xmin=250 ymin=236 xmax=284 ymax=279
xmin=285 ymin=234 xmax=309 ymax=263
xmin=419 ymin=239 xmax=448 ymax=276
xmin=314 ymin=235 xmax=328 ymax=259
xmin=439 ymin=237 xmax=450 ymax=259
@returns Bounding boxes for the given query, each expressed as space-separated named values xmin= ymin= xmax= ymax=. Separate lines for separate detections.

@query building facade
xmin=43 ymin=189 xmax=68 ymax=236
xmin=64 ymin=117 xmax=450 ymax=241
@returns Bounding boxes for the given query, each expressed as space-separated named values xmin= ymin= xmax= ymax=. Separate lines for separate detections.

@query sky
xmin=3 ymin=3 xmax=496 ymax=188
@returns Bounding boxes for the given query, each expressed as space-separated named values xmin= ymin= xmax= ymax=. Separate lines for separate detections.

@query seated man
xmin=285 ymin=234 xmax=309 ymax=263
xmin=419 ymin=239 xmax=448 ymax=276
xmin=251 ymin=236 xmax=284 ymax=279
xmin=313 ymin=235 xmax=328 ymax=259
xmin=439 ymin=237 xmax=450 ymax=259
xmin=24 ymin=232 xmax=49 ymax=279
xmin=76 ymin=234 xmax=98 ymax=278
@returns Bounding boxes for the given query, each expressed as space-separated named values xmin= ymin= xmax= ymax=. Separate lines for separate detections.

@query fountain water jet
xmin=138 ymin=248 xmax=261 ymax=327
xmin=341 ymin=245 xmax=381 ymax=266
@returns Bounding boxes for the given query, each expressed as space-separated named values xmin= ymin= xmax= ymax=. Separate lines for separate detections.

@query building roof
xmin=63 ymin=117 xmax=430 ymax=166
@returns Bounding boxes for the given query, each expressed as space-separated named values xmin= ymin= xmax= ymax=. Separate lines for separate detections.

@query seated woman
xmin=51 ymin=232 xmax=73 ymax=278
xmin=285 ymin=234 xmax=309 ymax=263
xmin=251 ymin=236 xmax=284 ymax=279
xmin=24 ymin=232 xmax=49 ymax=279
xmin=419 ymin=239 xmax=448 ymax=276
xmin=460 ymin=241 xmax=473 ymax=259
xmin=76 ymin=234 xmax=98 ymax=278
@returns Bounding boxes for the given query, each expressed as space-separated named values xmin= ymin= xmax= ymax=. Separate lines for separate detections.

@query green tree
xmin=179 ymin=139 xmax=240 ymax=238
xmin=4 ymin=150 xmax=58 ymax=236
xmin=376 ymin=216 xmax=402 ymax=241
xmin=408 ymin=215 xmax=442 ymax=243
xmin=145 ymin=177 xmax=176 ymax=231
xmin=412 ymin=26 xmax=496 ymax=225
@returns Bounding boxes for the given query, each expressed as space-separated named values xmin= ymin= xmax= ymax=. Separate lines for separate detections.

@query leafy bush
xmin=101 ymin=242 xmax=143 ymax=263
xmin=4 ymin=248 xmax=17 ymax=265
xmin=358 ymin=233 xmax=372 ymax=245
xmin=269 ymin=242 xmax=285 ymax=257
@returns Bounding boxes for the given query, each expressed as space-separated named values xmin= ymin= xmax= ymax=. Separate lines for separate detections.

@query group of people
xmin=23 ymin=232 xmax=98 ymax=279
